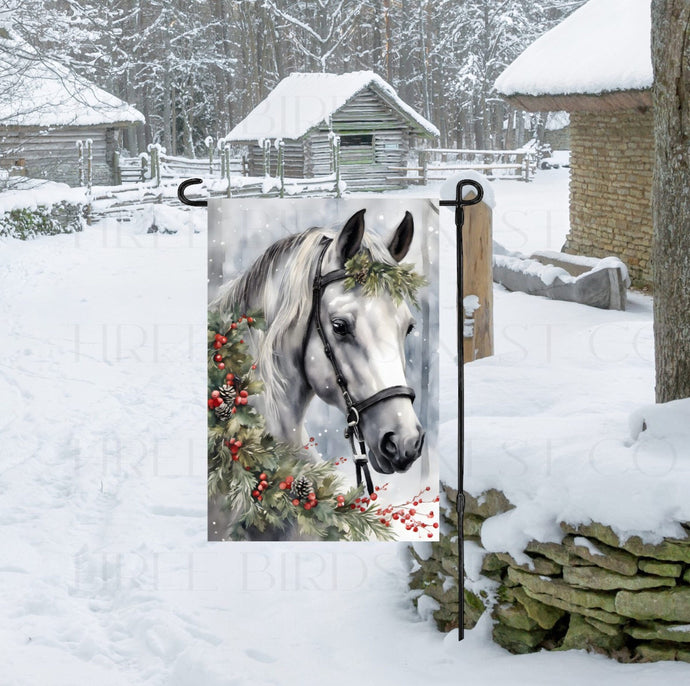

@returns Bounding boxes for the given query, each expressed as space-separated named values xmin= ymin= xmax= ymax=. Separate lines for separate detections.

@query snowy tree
xmin=651 ymin=0 xmax=690 ymax=403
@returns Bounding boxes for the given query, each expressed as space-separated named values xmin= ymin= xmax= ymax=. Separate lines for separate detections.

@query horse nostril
xmin=405 ymin=429 xmax=425 ymax=460
xmin=380 ymin=432 xmax=398 ymax=459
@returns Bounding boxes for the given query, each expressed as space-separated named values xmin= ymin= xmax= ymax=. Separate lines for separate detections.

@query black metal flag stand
xmin=440 ymin=179 xmax=484 ymax=641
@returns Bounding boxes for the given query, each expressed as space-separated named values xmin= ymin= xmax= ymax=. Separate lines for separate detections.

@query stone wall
xmin=543 ymin=125 xmax=570 ymax=150
xmin=563 ymin=110 xmax=653 ymax=289
xmin=409 ymin=484 xmax=690 ymax=663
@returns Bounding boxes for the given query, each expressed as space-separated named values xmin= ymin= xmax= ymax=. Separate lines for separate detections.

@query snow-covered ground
xmin=2 ymin=169 xmax=689 ymax=684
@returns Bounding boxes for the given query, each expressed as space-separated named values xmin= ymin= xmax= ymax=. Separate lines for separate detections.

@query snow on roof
xmin=495 ymin=0 xmax=652 ymax=98
xmin=0 ymin=36 xmax=144 ymax=127
xmin=226 ymin=71 xmax=439 ymax=141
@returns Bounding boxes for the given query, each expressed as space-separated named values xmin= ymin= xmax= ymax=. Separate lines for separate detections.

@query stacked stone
xmin=408 ymin=484 xmax=513 ymax=633
xmin=564 ymin=110 xmax=654 ymax=289
xmin=409 ymin=484 xmax=690 ymax=663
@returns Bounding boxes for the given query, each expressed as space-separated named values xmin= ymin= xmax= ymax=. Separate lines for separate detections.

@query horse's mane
xmin=210 ymin=224 xmax=396 ymax=428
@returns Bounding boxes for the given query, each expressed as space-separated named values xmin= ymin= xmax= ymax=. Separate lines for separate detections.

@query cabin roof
xmin=226 ymin=71 xmax=439 ymax=141
xmin=494 ymin=0 xmax=653 ymax=112
xmin=0 ymin=35 xmax=145 ymax=127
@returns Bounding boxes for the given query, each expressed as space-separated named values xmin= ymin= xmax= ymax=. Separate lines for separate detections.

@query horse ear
xmin=335 ymin=209 xmax=365 ymax=264
xmin=388 ymin=211 xmax=414 ymax=262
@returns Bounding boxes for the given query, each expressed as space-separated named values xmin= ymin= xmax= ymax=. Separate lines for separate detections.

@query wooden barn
xmin=226 ymin=71 xmax=439 ymax=191
xmin=0 ymin=32 xmax=144 ymax=186
xmin=495 ymin=0 xmax=654 ymax=288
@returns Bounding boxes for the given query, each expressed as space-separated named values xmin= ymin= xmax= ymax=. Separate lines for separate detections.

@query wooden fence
xmin=390 ymin=148 xmax=537 ymax=184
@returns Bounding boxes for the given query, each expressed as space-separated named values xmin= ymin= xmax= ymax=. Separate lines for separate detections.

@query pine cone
xmin=218 ymin=384 xmax=236 ymax=404
xmin=354 ymin=268 xmax=369 ymax=285
xmin=290 ymin=475 xmax=313 ymax=501
xmin=214 ymin=402 xmax=234 ymax=421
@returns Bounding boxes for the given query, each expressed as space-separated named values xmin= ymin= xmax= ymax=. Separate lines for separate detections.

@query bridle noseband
xmin=304 ymin=239 xmax=416 ymax=494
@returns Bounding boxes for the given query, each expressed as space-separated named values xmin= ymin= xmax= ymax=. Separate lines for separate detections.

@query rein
xmin=304 ymin=239 xmax=416 ymax=495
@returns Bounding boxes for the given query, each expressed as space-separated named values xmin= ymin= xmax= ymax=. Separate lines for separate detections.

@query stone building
xmin=495 ymin=0 xmax=654 ymax=288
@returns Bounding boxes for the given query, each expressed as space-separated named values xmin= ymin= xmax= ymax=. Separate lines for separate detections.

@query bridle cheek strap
xmin=305 ymin=238 xmax=416 ymax=496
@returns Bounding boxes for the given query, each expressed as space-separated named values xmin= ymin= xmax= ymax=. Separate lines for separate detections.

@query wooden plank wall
xmin=0 ymin=125 xmax=120 ymax=186
xmin=247 ymin=140 xmax=305 ymax=177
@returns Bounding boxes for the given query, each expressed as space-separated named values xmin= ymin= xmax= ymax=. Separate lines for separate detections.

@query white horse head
xmin=211 ymin=209 xmax=425 ymax=474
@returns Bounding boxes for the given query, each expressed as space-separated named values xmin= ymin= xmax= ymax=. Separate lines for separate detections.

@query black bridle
xmin=304 ymin=239 xmax=416 ymax=495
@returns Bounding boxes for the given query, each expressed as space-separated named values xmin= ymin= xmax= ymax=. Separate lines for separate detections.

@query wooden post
xmin=331 ymin=134 xmax=341 ymax=198
xmin=462 ymin=194 xmax=493 ymax=362
xmin=277 ymin=140 xmax=285 ymax=198
xmin=225 ymin=146 xmax=232 ymax=198
xmin=86 ymin=139 xmax=93 ymax=190
xmin=263 ymin=139 xmax=271 ymax=178
xmin=206 ymin=136 xmax=214 ymax=176
xmin=140 ymin=154 xmax=147 ymax=182
xmin=420 ymin=149 xmax=428 ymax=185
xmin=219 ymin=139 xmax=226 ymax=179
xmin=113 ymin=151 xmax=121 ymax=185
xmin=76 ymin=140 xmax=84 ymax=187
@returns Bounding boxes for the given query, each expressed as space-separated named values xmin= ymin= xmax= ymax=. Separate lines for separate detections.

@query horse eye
xmin=406 ymin=323 xmax=415 ymax=336
xmin=332 ymin=319 xmax=350 ymax=336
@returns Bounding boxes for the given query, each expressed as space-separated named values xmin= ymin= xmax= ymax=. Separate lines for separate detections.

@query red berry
xmin=428 ymin=512 xmax=434 ymax=518
xmin=235 ymin=441 xmax=243 ymax=448
xmin=355 ymin=498 xmax=361 ymax=504
xmin=231 ymin=407 xmax=237 ymax=414
xmin=370 ymin=493 xmax=378 ymax=501
xmin=252 ymin=490 xmax=260 ymax=497
xmin=413 ymin=527 xmax=418 ymax=532
xmin=426 ymin=486 xmax=431 ymax=491
xmin=213 ymin=341 xmax=222 ymax=349
xmin=241 ymin=398 xmax=248 ymax=405
xmin=235 ymin=397 xmax=241 ymax=405
xmin=350 ymin=504 xmax=356 ymax=510
xmin=409 ymin=509 xmax=416 ymax=516
xmin=239 ymin=339 xmax=244 ymax=344
xmin=218 ymin=362 xmax=225 ymax=370
xmin=307 ymin=493 xmax=316 ymax=501
xmin=428 ymin=533 xmax=433 ymax=538
xmin=433 ymin=522 xmax=439 ymax=528
xmin=214 ymin=398 xmax=223 ymax=407
xmin=214 ymin=333 xmax=222 ymax=341
xmin=239 ymin=390 xmax=248 ymax=398
xmin=257 ymin=484 xmax=264 ymax=491
xmin=214 ymin=354 xmax=222 ymax=362
xmin=258 ymin=472 xmax=266 ymax=480
xmin=279 ymin=482 xmax=287 ymax=490
xmin=336 ymin=495 xmax=345 ymax=502
xmin=232 ymin=455 xmax=239 ymax=461
xmin=311 ymin=500 xmax=317 ymax=507
xmin=304 ymin=503 xmax=311 ymax=510
xmin=248 ymin=317 xmax=254 ymax=324
xmin=260 ymin=481 xmax=268 ymax=489
xmin=257 ymin=495 xmax=262 ymax=501
xmin=285 ymin=475 xmax=294 ymax=484
xmin=230 ymin=323 xmax=237 ymax=330
xmin=219 ymin=336 xmax=227 ymax=344
xmin=251 ymin=365 xmax=257 ymax=370
xmin=292 ymin=499 xmax=300 ymax=506
xmin=336 ymin=502 xmax=343 ymax=508
xmin=207 ymin=399 xmax=214 ymax=409
xmin=392 ymin=513 xmax=399 ymax=520
xmin=226 ymin=373 xmax=234 ymax=382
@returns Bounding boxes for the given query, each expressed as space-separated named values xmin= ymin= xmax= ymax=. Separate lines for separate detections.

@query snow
xmin=494 ymin=0 xmax=653 ymax=97
xmin=3 ymin=168 xmax=690 ymax=684
xmin=545 ymin=112 xmax=570 ymax=131
xmin=226 ymin=71 xmax=439 ymax=141
xmin=0 ymin=34 xmax=144 ymax=127
xmin=573 ymin=536 xmax=605 ymax=557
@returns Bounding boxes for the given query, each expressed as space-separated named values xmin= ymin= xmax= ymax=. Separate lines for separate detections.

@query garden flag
xmin=207 ymin=197 xmax=440 ymax=541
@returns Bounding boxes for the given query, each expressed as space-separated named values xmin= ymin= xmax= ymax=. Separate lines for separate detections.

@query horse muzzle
xmin=368 ymin=425 xmax=425 ymax=474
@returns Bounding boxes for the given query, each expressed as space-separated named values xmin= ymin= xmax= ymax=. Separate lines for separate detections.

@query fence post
xmin=140 ymin=154 xmax=148 ymax=182
xmin=206 ymin=136 xmax=214 ymax=176
xmin=277 ymin=140 xmax=285 ymax=198
xmin=420 ymin=149 xmax=428 ymax=185
xmin=263 ymin=139 xmax=271 ymax=178
xmin=225 ymin=146 xmax=232 ymax=198
xmin=86 ymin=139 xmax=93 ymax=190
xmin=331 ymin=134 xmax=341 ymax=198
xmin=76 ymin=140 xmax=84 ymax=187
xmin=113 ymin=150 xmax=121 ymax=185
xmin=219 ymin=139 xmax=226 ymax=179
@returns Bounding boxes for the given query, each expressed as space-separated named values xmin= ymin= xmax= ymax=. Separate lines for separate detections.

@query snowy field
xmin=2 ymin=169 xmax=689 ymax=685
